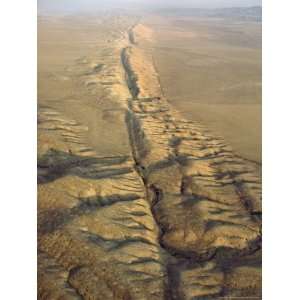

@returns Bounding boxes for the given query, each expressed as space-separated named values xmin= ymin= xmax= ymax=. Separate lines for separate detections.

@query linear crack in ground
xmin=121 ymin=23 xmax=262 ymax=299
xmin=38 ymin=13 xmax=261 ymax=300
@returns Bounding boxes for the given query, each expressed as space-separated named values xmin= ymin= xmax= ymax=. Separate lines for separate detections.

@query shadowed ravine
xmin=38 ymin=14 xmax=261 ymax=300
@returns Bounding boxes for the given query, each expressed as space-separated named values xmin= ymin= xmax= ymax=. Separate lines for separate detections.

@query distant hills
xmin=207 ymin=6 xmax=262 ymax=21
xmin=157 ymin=6 xmax=262 ymax=22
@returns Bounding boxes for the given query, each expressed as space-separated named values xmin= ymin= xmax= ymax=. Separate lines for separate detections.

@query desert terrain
xmin=141 ymin=12 xmax=261 ymax=163
xmin=38 ymin=8 xmax=261 ymax=300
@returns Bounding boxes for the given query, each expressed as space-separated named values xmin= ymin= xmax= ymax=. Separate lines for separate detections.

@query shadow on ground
xmin=38 ymin=149 xmax=131 ymax=184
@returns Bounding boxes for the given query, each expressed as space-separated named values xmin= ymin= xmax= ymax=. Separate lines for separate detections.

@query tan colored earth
xmin=38 ymin=9 xmax=261 ymax=300
xmin=139 ymin=15 xmax=261 ymax=163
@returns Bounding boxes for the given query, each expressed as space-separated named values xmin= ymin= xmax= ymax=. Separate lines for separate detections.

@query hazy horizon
xmin=38 ymin=0 xmax=262 ymax=14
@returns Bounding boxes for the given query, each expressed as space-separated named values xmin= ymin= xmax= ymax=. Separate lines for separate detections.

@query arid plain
xmin=38 ymin=8 xmax=262 ymax=300
xmin=142 ymin=14 xmax=261 ymax=163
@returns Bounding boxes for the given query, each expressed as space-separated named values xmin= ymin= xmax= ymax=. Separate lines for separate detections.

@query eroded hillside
xmin=38 ymin=13 xmax=261 ymax=300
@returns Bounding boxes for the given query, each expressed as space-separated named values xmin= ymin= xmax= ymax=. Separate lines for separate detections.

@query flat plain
xmin=142 ymin=14 xmax=261 ymax=163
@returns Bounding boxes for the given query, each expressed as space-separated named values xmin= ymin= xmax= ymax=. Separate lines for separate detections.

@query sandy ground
xmin=142 ymin=16 xmax=262 ymax=162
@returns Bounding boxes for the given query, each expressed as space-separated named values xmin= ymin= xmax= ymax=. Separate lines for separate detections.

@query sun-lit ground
xmin=38 ymin=10 xmax=261 ymax=299
xmin=142 ymin=15 xmax=261 ymax=162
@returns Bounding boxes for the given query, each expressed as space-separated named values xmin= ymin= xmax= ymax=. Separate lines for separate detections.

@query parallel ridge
xmin=122 ymin=30 xmax=262 ymax=299
xmin=38 ymin=18 xmax=168 ymax=300
xmin=38 ymin=105 xmax=168 ymax=300
xmin=38 ymin=16 xmax=262 ymax=300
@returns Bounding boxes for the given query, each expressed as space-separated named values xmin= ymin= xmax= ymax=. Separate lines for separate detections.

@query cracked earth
xmin=38 ymin=13 xmax=261 ymax=300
